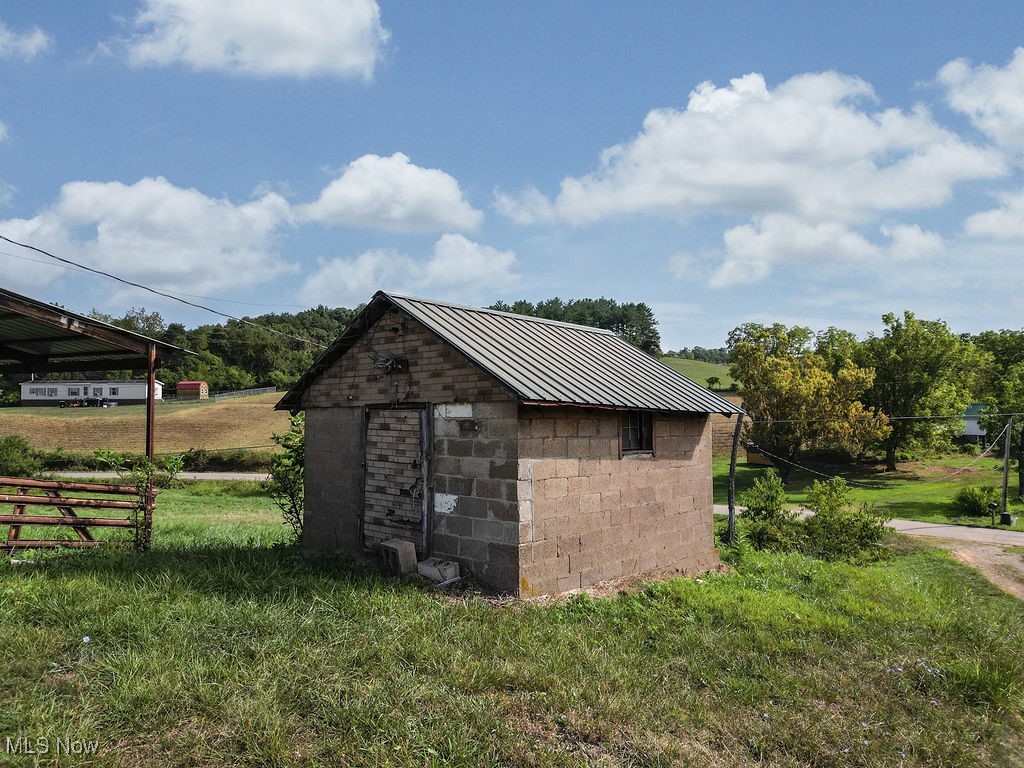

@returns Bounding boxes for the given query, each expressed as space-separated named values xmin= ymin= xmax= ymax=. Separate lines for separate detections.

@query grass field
xmin=0 ymin=392 xmax=290 ymax=455
xmin=1 ymin=481 xmax=1022 ymax=767
xmin=660 ymin=358 xmax=735 ymax=389
xmin=714 ymin=455 xmax=1024 ymax=530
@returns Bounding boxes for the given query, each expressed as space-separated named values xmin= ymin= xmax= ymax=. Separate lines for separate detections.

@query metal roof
xmin=279 ymin=291 xmax=740 ymax=415
xmin=0 ymin=287 xmax=189 ymax=375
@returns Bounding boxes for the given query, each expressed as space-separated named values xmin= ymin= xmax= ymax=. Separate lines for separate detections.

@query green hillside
xmin=661 ymin=357 xmax=735 ymax=389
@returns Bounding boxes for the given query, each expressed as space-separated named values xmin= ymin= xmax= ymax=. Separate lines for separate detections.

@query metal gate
xmin=363 ymin=407 xmax=430 ymax=554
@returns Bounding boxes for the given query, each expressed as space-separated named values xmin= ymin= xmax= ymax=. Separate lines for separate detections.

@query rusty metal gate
xmin=363 ymin=407 xmax=430 ymax=554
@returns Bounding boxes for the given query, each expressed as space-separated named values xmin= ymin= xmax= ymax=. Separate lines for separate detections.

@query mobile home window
xmin=109 ymin=387 xmax=119 ymax=396
xmin=67 ymin=387 xmax=80 ymax=397
xmin=620 ymin=411 xmax=654 ymax=453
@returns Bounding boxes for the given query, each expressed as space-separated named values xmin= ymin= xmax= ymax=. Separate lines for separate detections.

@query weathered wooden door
xmin=363 ymin=407 xmax=430 ymax=554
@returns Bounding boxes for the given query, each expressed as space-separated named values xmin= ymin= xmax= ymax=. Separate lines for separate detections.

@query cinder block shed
xmin=278 ymin=291 xmax=741 ymax=595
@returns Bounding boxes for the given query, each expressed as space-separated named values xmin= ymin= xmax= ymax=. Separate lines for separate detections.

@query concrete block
xmin=380 ymin=539 xmax=417 ymax=575
xmin=417 ymin=557 xmax=460 ymax=582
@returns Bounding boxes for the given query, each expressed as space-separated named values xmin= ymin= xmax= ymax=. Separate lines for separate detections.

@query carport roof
xmin=278 ymin=291 xmax=740 ymax=416
xmin=0 ymin=287 xmax=188 ymax=375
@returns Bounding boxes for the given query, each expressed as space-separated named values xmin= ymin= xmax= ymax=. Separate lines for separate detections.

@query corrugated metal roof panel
xmin=285 ymin=292 xmax=737 ymax=415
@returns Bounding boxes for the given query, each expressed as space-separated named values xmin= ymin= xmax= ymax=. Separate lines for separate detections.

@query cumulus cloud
xmin=0 ymin=21 xmax=51 ymax=60
xmin=298 ymin=234 xmax=518 ymax=307
xmin=939 ymin=47 xmax=1024 ymax=151
xmin=704 ymin=215 xmax=945 ymax=288
xmin=299 ymin=153 xmax=483 ymax=232
xmin=499 ymin=71 xmax=1004 ymax=226
xmin=493 ymin=186 xmax=556 ymax=225
xmin=121 ymin=0 xmax=389 ymax=79
xmin=0 ymin=177 xmax=294 ymax=295
xmin=963 ymin=189 xmax=1024 ymax=240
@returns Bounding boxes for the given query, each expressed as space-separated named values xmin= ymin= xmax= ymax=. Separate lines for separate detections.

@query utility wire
xmin=0 ymin=235 xmax=327 ymax=349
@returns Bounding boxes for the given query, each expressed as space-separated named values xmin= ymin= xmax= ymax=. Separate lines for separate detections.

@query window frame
xmin=619 ymin=410 xmax=654 ymax=455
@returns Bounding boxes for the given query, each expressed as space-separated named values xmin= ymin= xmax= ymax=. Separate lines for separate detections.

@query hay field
xmin=0 ymin=392 xmax=291 ymax=454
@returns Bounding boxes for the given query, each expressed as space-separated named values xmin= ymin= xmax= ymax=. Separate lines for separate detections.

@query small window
xmin=109 ymin=387 xmax=119 ymax=396
xmin=620 ymin=411 xmax=654 ymax=453
xmin=67 ymin=387 xmax=80 ymax=397
xmin=47 ymin=387 xmax=57 ymax=397
xmin=93 ymin=387 xmax=103 ymax=396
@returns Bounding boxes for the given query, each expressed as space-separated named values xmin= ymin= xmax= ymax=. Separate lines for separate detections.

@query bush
xmin=0 ymin=434 xmax=41 ymax=477
xmin=802 ymin=477 xmax=890 ymax=561
xmin=265 ymin=413 xmax=304 ymax=542
xmin=739 ymin=470 xmax=801 ymax=551
xmin=952 ymin=485 xmax=1000 ymax=517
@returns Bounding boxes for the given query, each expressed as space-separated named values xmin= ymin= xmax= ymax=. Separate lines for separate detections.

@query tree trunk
xmin=885 ymin=440 xmax=898 ymax=472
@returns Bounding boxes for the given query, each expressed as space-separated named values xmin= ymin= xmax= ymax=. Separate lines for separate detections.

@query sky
xmin=1 ymin=2 xmax=1024 ymax=351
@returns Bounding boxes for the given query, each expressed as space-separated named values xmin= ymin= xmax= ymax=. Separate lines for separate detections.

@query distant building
xmin=176 ymin=380 xmax=209 ymax=400
xmin=20 ymin=380 xmax=162 ymax=407
xmin=962 ymin=403 xmax=987 ymax=444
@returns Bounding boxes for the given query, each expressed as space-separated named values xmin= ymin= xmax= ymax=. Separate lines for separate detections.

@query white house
xmin=20 ymin=380 xmax=163 ymax=407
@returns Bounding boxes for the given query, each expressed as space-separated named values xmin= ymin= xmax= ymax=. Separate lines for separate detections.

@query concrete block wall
xmin=430 ymin=400 xmax=520 ymax=592
xmin=301 ymin=309 xmax=522 ymax=590
xmin=516 ymin=407 xmax=718 ymax=596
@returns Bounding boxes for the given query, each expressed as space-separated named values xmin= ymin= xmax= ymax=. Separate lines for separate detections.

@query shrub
xmin=265 ymin=413 xmax=304 ymax=542
xmin=802 ymin=477 xmax=890 ymax=561
xmin=0 ymin=434 xmax=41 ymax=477
xmin=739 ymin=470 xmax=801 ymax=551
xmin=952 ymin=485 xmax=1000 ymax=517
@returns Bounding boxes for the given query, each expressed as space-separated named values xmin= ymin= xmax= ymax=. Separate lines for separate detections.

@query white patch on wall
xmin=435 ymin=403 xmax=473 ymax=419
xmin=434 ymin=493 xmax=458 ymax=514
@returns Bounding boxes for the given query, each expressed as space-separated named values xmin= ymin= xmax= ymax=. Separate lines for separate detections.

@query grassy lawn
xmin=714 ymin=456 xmax=1024 ymax=530
xmin=1 ymin=482 xmax=1023 ymax=766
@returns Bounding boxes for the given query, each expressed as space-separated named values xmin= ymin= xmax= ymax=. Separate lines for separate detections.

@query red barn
xmin=177 ymin=380 xmax=209 ymax=400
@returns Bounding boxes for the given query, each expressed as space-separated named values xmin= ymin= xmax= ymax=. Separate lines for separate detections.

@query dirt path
xmin=943 ymin=541 xmax=1024 ymax=600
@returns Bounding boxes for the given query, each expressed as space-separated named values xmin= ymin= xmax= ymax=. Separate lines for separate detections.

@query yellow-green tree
xmin=729 ymin=323 xmax=889 ymax=482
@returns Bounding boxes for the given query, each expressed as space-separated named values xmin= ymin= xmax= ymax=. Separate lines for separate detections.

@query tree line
xmin=0 ymin=296 xmax=662 ymax=402
xmin=729 ymin=312 xmax=1024 ymax=495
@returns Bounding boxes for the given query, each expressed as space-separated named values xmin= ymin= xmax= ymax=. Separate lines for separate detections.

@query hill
xmin=0 ymin=392 xmax=290 ymax=455
xmin=661 ymin=357 xmax=735 ymax=389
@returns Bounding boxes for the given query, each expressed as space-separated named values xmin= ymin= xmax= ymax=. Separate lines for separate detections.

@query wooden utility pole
xmin=727 ymin=403 xmax=745 ymax=547
xmin=1002 ymin=414 xmax=1013 ymax=519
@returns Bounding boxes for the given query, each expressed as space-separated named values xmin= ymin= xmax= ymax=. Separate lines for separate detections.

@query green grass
xmin=1 ymin=482 xmax=1023 ymax=766
xmin=714 ymin=455 xmax=1024 ymax=530
xmin=660 ymin=357 xmax=736 ymax=389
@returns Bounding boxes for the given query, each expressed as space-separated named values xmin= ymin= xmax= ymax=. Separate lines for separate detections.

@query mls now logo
xmin=6 ymin=736 xmax=99 ymax=755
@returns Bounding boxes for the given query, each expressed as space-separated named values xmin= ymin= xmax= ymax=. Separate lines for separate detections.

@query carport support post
xmin=145 ymin=342 xmax=156 ymax=462
xmin=142 ymin=341 xmax=157 ymax=550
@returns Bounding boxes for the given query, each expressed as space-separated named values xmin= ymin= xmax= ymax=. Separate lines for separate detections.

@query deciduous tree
xmin=858 ymin=311 xmax=978 ymax=470
xmin=728 ymin=323 xmax=888 ymax=481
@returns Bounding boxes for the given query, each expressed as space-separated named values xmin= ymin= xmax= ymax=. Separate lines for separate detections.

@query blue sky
xmin=2 ymin=2 xmax=1023 ymax=350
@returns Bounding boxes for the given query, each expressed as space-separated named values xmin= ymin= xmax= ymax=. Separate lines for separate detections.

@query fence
xmin=0 ymin=476 xmax=151 ymax=551
xmin=163 ymin=386 xmax=277 ymax=403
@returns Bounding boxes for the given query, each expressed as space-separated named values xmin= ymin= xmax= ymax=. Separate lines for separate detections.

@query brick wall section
xmin=516 ymin=407 xmax=719 ymax=596
xmin=301 ymin=310 xmax=521 ymax=591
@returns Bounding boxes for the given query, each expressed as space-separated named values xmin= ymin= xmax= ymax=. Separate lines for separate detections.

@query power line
xmin=0 ymin=235 xmax=327 ymax=349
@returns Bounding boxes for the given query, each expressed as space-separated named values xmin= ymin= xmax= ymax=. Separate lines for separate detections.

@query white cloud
xmin=705 ymin=215 xmax=945 ymax=288
xmin=493 ymin=186 xmax=556 ymax=225
xmin=0 ymin=177 xmax=294 ymax=296
xmin=298 ymin=234 xmax=518 ymax=307
xmin=299 ymin=153 xmax=483 ymax=233
xmin=500 ymin=71 xmax=1004 ymax=226
xmin=939 ymin=47 xmax=1024 ymax=151
xmin=963 ymin=188 xmax=1024 ymax=240
xmin=121 ymin=0 xmax=389 ymax=79
xmin=0 ymin=21 xmax=51 ymax=60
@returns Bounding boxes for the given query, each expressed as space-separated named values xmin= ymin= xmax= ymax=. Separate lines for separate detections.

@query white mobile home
xmin=20 ymin=380 xmax=163 ymax=407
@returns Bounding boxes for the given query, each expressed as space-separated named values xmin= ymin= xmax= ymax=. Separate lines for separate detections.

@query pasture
xmin=0 ymin=480 xmax=1021 ymax=767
